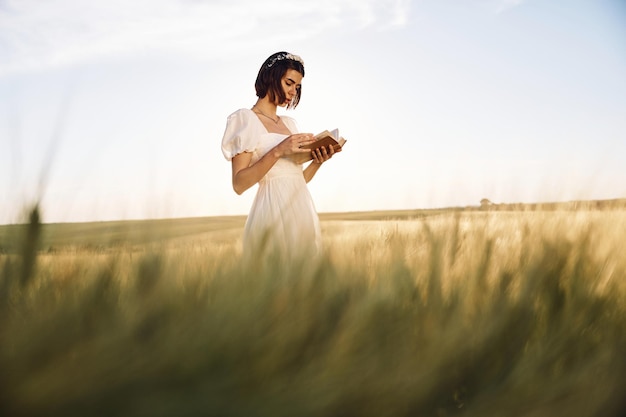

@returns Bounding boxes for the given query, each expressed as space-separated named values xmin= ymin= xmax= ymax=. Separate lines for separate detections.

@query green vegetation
xmin=1 ymin=206 xmax=625 ymax=416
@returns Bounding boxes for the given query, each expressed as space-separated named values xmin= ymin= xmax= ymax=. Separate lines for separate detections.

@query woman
xmin=221 ymin=51 xmax=335 ymax=261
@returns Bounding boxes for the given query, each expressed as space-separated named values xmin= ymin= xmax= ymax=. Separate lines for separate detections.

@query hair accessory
xmin=266 ymin=52 xmax=304 ymax=68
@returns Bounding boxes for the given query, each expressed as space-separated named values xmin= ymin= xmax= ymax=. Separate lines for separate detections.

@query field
xmin=1 ymin=206 xmax=625 ymax=416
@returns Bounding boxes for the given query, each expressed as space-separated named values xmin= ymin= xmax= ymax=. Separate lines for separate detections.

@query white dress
xmin=221 ymin=108 xmax=322 ymax=260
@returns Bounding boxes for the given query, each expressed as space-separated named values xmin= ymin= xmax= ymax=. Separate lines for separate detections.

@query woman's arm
xmin=231 ymin=151 xmax=276 ymax=195
xmin=303 ymin=145 xmax=335 ymax=183
xmin=231 ymin=133 xmax=315 ymax=194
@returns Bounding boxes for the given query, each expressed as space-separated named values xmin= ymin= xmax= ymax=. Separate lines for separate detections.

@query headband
xmin=266 ymin=52 xmax=305 ymax=68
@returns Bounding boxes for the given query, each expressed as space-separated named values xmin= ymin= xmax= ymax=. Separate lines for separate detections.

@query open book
xmin=289 ymin=129 xmax=347 ymax=164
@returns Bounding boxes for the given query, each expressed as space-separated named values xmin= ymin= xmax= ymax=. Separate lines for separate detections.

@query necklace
xmin=252 ymin=106 xmax=280 ymax=124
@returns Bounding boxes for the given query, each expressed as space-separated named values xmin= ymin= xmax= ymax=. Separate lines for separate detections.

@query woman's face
xmin=278 ymin=69 xmax=303 ymax=107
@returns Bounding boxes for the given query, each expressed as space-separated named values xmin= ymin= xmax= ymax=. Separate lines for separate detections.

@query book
xmin=289 ymin=129 xmax=347 ymax=164
xmin=302 ymin=129 xmax=347 ymax=152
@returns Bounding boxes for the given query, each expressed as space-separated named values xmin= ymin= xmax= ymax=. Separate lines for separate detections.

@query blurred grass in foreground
xmin=0 ymin=207 xmax=625 ymax=416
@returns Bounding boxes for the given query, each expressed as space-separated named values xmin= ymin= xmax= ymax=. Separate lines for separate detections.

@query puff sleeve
xmin=221 ymin=109 xmax=259 ymax=161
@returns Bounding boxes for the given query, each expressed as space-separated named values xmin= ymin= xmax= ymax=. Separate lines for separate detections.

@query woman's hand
xmin=274 ymin=133 xmax=315 ymax=157
xmin=303 ymin=144 xmax=336 ymax=182
xmin=311 ymin=145 xmax=335 ymax=164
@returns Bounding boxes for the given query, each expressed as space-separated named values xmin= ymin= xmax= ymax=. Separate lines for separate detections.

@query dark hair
xmin=255 ymin=51 xmax=305 ymax=109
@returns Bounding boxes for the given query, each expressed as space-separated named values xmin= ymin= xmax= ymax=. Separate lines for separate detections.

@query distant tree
xmin=480 ymin=198 xmax=493 ymax=208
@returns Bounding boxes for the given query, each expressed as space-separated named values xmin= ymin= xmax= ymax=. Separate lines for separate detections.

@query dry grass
xmin=0 ymin=207 xmax=625 ymax=416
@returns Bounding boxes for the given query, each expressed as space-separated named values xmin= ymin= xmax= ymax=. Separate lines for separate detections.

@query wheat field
xmin=0 ymin=207 xmax=625 ymax=416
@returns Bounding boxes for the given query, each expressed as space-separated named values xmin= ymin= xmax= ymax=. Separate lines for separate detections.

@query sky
xmin=1 ymin=0 xmax=625 ymax=224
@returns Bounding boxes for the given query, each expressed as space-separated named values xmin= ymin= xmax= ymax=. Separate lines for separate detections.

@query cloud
xmin=0 ymin=0 xmax=411 ymax=76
